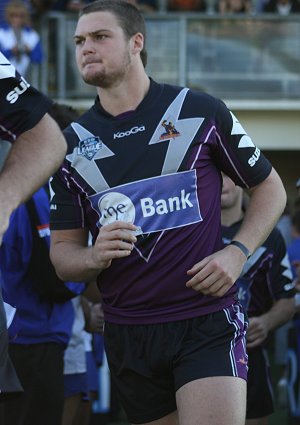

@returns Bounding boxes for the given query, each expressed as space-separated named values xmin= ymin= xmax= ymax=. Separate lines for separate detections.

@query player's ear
xmin=131 ymin=32 xmax=144 ymax=57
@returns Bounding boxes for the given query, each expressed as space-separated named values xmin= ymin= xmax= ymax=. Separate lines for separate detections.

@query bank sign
xmin=89 ymin=170 xmax=202 ymax=235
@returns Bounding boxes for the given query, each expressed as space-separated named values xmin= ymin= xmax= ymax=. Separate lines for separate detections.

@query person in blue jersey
xmin=0 ymin=101 xmax=85 ymax=425
xmin=221 ymin=173 xmax=295 ymax=425
xmin=49 ymin=1 xmax=287 ymax=424
xmin=0 ymin=187 xmax=79 ymax=425
xmin=0 ymin=51 xmax=66 ymax=400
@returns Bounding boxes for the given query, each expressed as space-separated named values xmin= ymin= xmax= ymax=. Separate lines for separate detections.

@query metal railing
xmin=29 ymin=12 xmax=300 ymax=102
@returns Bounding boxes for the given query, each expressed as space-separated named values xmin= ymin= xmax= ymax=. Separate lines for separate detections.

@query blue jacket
xmin=0 ymin=187 xmax=84 ymax=346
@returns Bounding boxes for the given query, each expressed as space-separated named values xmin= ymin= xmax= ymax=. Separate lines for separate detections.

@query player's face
xmin=74 ymin=11 xmax=132 ymax=88
xmin=221 ymin=173 xmax=241 ymax=209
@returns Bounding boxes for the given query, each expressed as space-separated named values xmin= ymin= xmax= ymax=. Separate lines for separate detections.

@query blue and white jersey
xmin=50 ymin=79 xmax=272 ymax=325
xmin=0 ymin=187 xmax=77 ymax=346
xmin=0 ymin=24 xmax=43 ymax=76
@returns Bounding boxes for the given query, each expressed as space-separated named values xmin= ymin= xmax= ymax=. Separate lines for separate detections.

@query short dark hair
xmin=79 ymin=0 xmax=147 ymax=67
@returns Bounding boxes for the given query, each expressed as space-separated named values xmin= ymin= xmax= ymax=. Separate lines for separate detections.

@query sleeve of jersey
xmin=269 ymin=228 xmax=295 ymax=300
xmin=213 ymin=100 xmax=272 ymax=188
xmin=49 ymin=162 xmax=86 ymax=231
xmin=0 ymin=52 xmax=52 ymax=142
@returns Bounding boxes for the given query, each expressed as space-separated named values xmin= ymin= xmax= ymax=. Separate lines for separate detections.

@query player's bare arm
xmin=50 ymin=221 xmax=137 ymax=282
xmin=0 ymin=114 xmax=67 ymax=244
xmin=186 ymin=168 xmax=286 ymax=296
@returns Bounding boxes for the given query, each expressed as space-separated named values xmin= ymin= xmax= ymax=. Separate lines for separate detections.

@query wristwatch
xmin=229 ymin=240 xmax=251 ymax=260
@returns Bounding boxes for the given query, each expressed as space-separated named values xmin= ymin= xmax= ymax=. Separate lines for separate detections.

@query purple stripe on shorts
xmin=223 ymin=303 xmax=248 ymax=381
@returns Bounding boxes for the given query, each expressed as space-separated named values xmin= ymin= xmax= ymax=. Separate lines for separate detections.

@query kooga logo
xmin=114 ymin=125 xmax=145 ymax=139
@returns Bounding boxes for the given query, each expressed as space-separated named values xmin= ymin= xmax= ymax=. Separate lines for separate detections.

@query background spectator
xmin=168 ymin=0 xmax=207 ymax=12
xmin=0 ymin=0 xmax=31 ymax=26
xmin=126 ymin=0 xmax=158 ymax=13
xmin=52 ymin=0 xmax=94 ymax=12
xmin=0 ymin=0 xmax=43 ymax=76
xmin=216 ymin=0 xmax=252 ymax=13
xmin=262 ymin=0 xmax=300 ymax=13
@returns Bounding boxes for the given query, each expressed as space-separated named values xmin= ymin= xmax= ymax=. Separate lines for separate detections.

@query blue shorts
xmin=64 ymin=372 xmax=88 ymax=398
xmin=104 ymin=302 xmax=248 ymax=424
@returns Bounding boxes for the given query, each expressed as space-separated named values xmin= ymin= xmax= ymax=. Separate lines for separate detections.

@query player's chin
xmin=81 ymin=71 xmax=102 ymax=86
xmin=82 ymin=71 xmax=108 ymax=87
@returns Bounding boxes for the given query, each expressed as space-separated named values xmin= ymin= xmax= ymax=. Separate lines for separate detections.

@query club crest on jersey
xmin=159 ymin=120 xmax=181 ymax=140
xmin=77 ymin=136 xmax=102 ymax=160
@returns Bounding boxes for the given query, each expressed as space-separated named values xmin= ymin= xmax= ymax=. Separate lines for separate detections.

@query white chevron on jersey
xmin=66 ymin=123 xmax=115 ymax=192
xmin=230 ymin=111 xmax=255 ymax=149
xmin=238 ymin=135 xmax=255 ymax=148
xmin=230 ymin=111 xmax=247 ymax=135
xmin=282 ymin=253 xmax=294 ymax=281
xmin=0 ymin=52 xmax=16 ymax=79
xmin=149 ymin=88 xmax=204 ymax=174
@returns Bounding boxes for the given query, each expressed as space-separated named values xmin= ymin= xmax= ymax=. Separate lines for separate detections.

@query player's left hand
xmin=85 ymin=302 xmax=105 ymax=334
xmin=186 ymin=245 xmax=247 ymax=297
xmin=246 ymin=316 xmax=268 ymax=348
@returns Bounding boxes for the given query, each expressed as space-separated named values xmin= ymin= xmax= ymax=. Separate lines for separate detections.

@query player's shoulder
xmin=163 ymin=82 xmax=223 ymax=117
xmin=165 ymin=82 xmax=220 ymax=103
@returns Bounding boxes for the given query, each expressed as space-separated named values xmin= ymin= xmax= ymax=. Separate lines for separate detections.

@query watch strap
xmin=229 ymin=240 xmax=251 ymax=260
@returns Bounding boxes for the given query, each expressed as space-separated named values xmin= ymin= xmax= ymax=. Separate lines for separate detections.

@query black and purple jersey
xmin=0 ymin=51 xmax=51 ymax=142
xmin=222 ymin=220 xmax=295 ymax=318
xmin=50 ymin=79 xmax=272 ymax=325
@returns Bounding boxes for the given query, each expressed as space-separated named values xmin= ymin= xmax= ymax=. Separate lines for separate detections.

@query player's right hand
xmin=92 ymin=221 xmax=137 ymax=271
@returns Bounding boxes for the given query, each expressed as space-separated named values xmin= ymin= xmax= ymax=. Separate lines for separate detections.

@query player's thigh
xmin=176 ymin=376 xmax=247 ymax=425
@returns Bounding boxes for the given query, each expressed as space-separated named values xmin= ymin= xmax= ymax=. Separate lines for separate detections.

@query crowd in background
xmin=0 ymin=0 xmax=300 ymax=79
xmin=1 ymin=0 xmax=300 ymax=25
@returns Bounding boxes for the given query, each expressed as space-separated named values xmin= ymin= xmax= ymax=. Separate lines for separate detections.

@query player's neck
xmin=96 ymin=71 xmax=150 ymax=117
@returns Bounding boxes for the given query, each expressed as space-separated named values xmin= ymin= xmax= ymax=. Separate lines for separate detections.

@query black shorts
xmin=1 ymin=342 xmax=65 ymax=425
xmin=246 ymin=347 xmax=274 ymax=419
xmin=104 ymin=302 xmax=248 ymax=424
xmin=0 ymin=330 xmax=23 ymax=401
